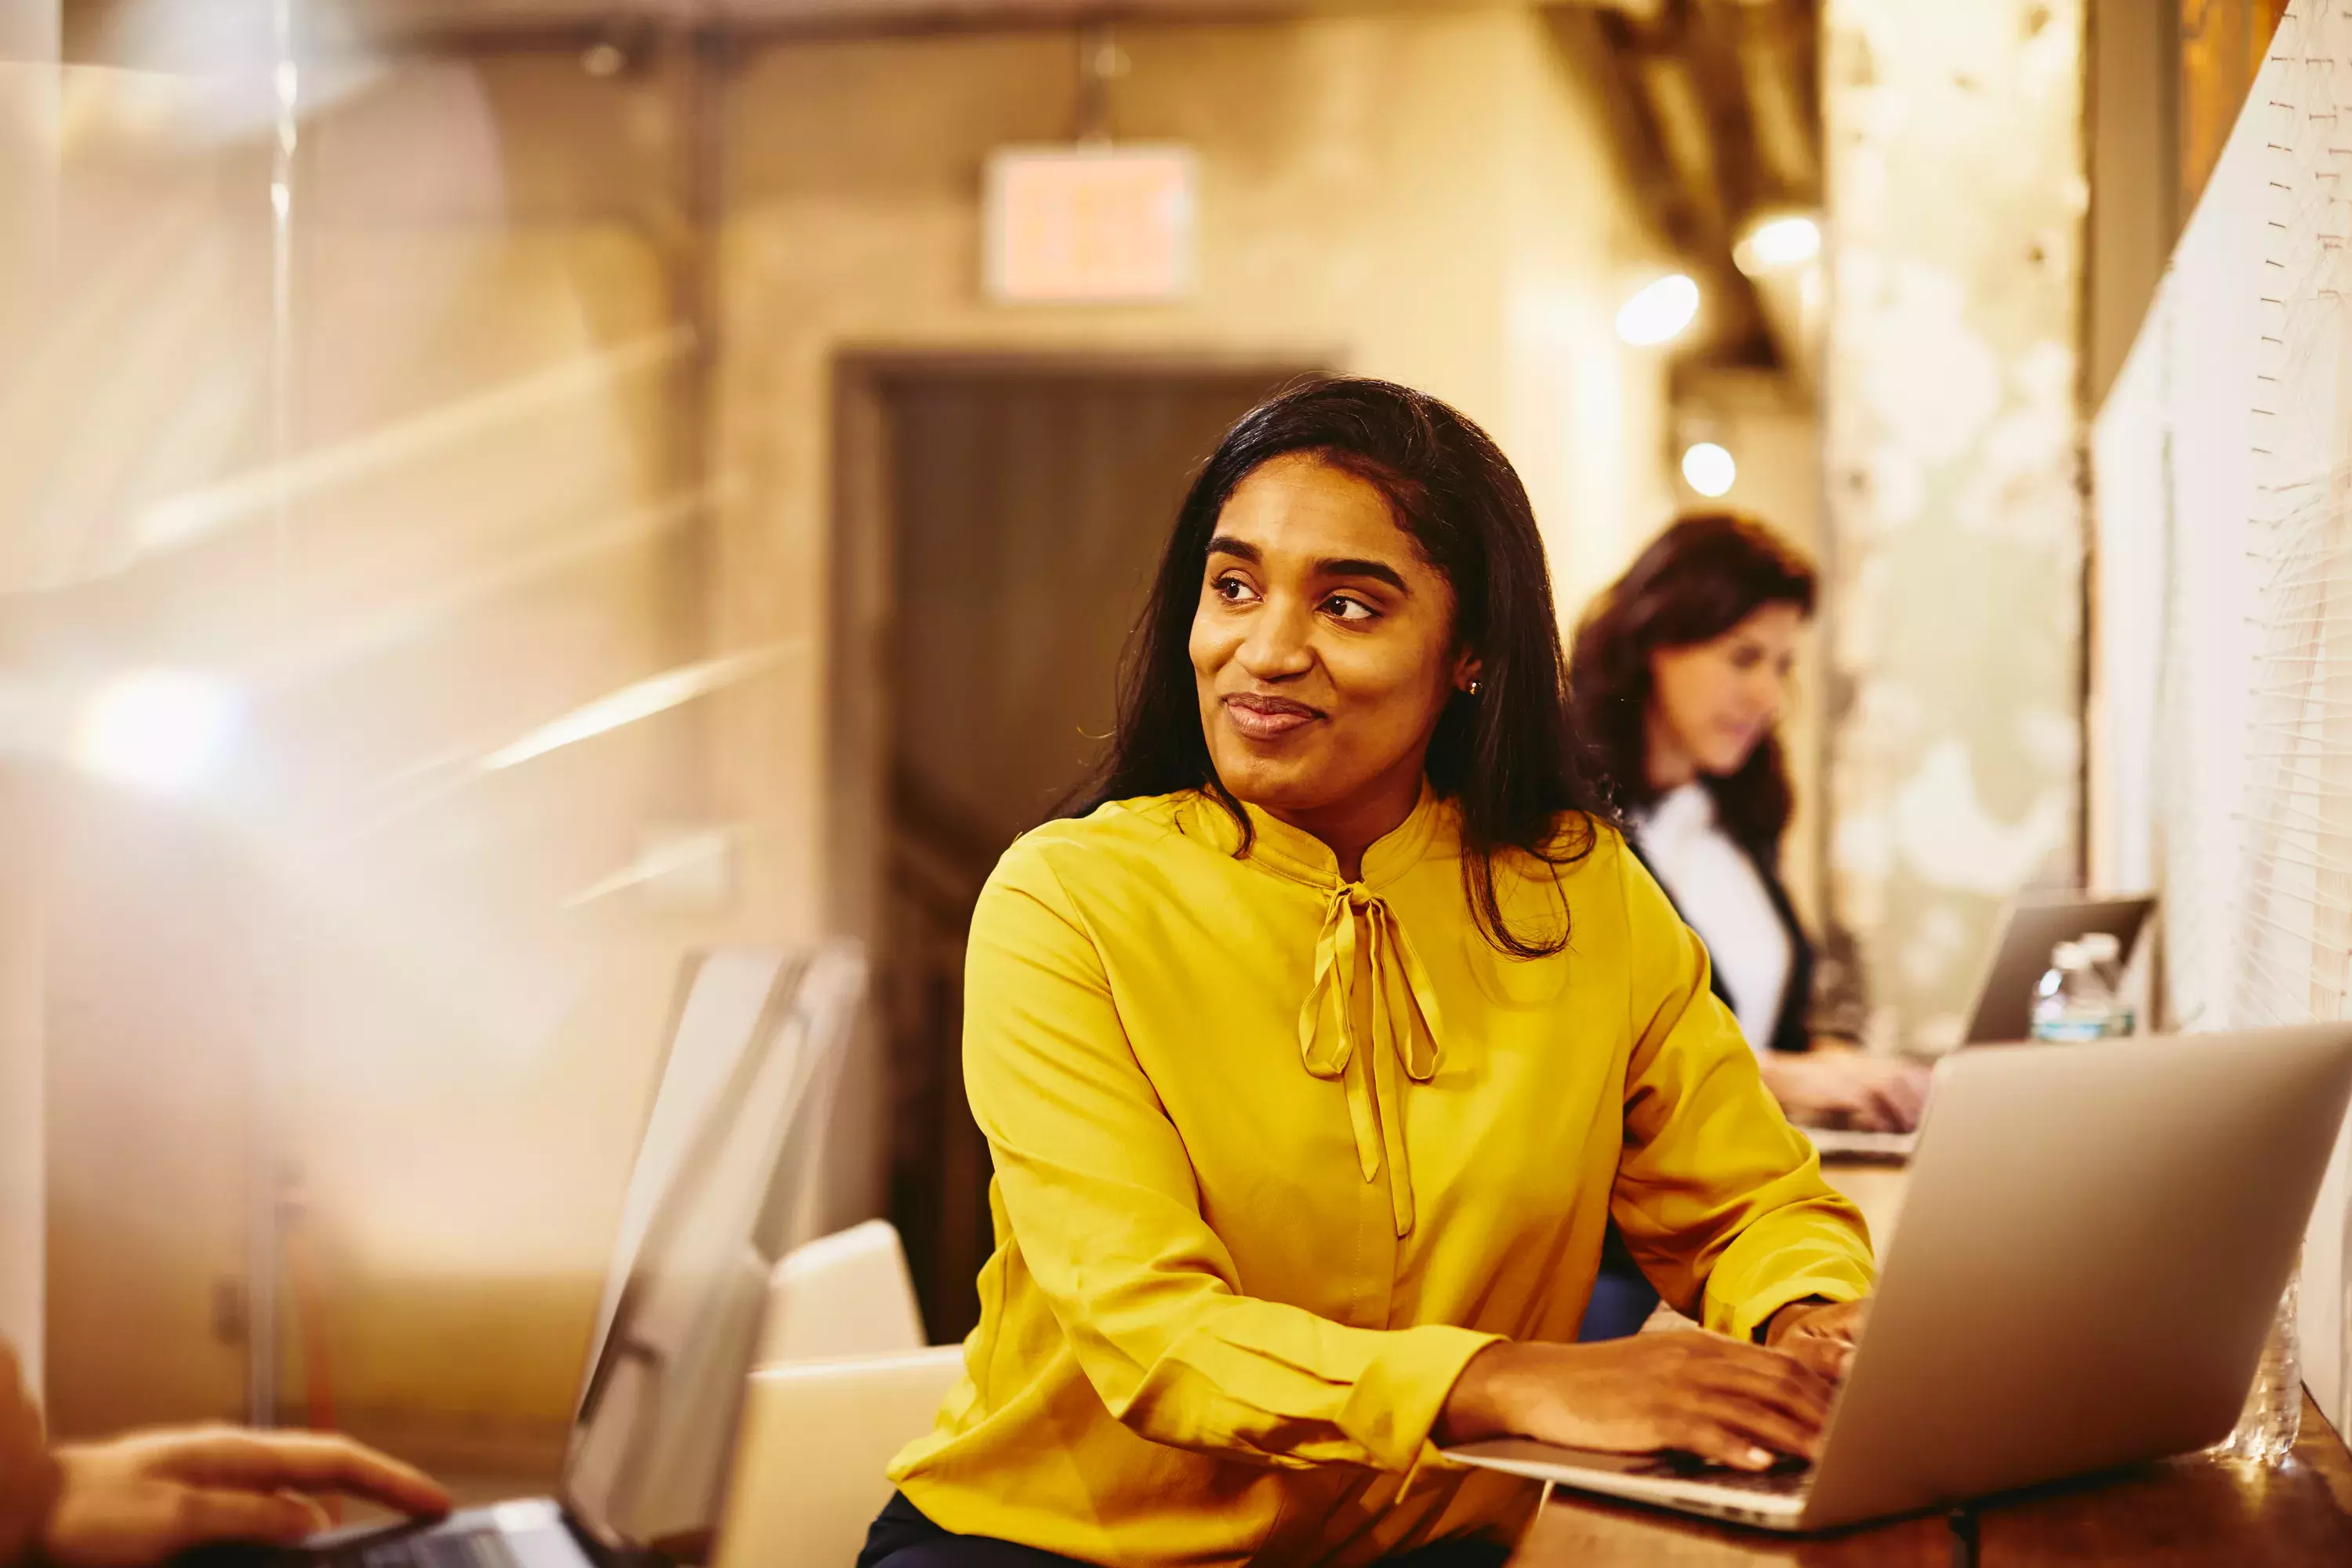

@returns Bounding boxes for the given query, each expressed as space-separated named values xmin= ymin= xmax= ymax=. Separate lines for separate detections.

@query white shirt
xmin=1632 ymin=782 xmax=1791 ymax=1055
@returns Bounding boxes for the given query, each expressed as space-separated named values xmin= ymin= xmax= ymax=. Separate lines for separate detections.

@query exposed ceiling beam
xmin=68 ymin=0 xmax=1552 ymax=62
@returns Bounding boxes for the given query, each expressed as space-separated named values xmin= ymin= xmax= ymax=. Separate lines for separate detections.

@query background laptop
xmin=191 ymin=939 xmax=867 ymax=1568
xmin=1450 ymin=1025 xmax=2352 ymax=1532
xmin=1804 ymin=891 xmax=2154 ymax=1160
xmin=1958 ymin=892 xmax=2154 ymax=1046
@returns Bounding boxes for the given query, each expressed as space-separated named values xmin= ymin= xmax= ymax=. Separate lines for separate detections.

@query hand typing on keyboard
xmin=1437 ymin=1328 xmax=1842 ymax=1473
xmin=41 ymin=1428 xmax=450 ymax=1568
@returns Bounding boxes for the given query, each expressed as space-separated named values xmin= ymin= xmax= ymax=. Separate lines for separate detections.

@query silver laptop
xmin=1449 ymin=1024 xmax=2352 ymax=1532
xmin=1958 ymin=892 xmax=2154 ymax=1046
xmin=1805 ymin=891 xmax=2155 ymax=1161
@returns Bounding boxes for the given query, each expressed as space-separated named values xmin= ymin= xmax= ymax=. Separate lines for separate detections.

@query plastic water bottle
xmin=2028 ymin=941 xmax=2123 ymax=1042
xmin=2075 ymin=931 xmax=2136 ymax=1036
xmin=2217 ymin=1271 xmax=2301 ymax=1466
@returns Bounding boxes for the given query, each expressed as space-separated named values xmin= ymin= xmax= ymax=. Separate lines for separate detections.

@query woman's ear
xmin=1454 ymin=648 xmax=1484 ymax=695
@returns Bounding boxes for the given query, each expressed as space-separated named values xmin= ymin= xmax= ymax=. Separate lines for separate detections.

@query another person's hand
xmin=1436 ymin=1331 xmax=1838 ymax=1472
xmin=39 ymin=1427 xmax=450 ymax=1568
xmin=1762 ymin=1047 xmax=1930 ymax=1132
xmin=0 ymin=1344 xmax=60 ymax=1568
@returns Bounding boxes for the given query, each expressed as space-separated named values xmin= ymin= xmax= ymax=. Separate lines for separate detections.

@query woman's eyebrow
xmin=1204 ymin=537 xmax=1410 ymax=594
xmin=1316 ymin=557 xmax=1410 ymax=593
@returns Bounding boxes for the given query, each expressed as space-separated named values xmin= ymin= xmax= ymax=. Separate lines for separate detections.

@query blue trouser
xmin=858 ymin=1494 xmax=1513 ymax=1568
xmin=1577 ymin=1225 xmax=1660 ymax=1341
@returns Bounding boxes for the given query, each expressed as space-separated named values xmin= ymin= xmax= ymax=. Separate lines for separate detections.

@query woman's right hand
xmin=1436 ymin=1334 xmax=1836 ymax=1472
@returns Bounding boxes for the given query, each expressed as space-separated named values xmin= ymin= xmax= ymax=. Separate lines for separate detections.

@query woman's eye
xmin=1212 ymin=575 xmax=1259 ymax=604
xmin=1324 ymin=595 xmax=1377 ymax=622
xmin=1728 ymin=647 xmax=1762 ymax=670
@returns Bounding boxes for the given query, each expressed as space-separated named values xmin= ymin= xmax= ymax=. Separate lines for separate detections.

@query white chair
xmin=713 ymin=1221 xmax=965 ymax=1568
xmin=754 ymin=1218 xmax=927 ymax=1365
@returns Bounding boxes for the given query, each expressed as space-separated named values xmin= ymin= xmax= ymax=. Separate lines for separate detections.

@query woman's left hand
xmin=1763 ymin=1298 xmax=1869 ymax=1382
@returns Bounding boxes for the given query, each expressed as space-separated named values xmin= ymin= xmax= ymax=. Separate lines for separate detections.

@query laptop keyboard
xmin=1682 ymin=1464 xmax=1812 ymax=1497
xmin=332 ymin=1528 xmax=525 ymax=1568
xmin=1614 ymin=1456 xmax=1813 ymax=1496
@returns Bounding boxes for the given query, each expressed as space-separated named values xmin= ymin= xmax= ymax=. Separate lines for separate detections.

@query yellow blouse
xmin=887 ymin=786 xmax=1873 ymax=1566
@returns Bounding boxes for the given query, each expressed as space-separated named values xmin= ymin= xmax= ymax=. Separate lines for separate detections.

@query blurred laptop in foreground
xmin=182 ymin=941 xmax=867 ymax=1568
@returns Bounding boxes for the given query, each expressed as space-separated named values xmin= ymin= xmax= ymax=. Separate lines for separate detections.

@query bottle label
xmin=2031 ymin=1020 xmax=2111 ymax=1043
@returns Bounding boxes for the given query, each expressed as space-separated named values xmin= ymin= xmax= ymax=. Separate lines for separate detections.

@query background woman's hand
xmin=39 ymin=1427 xmax=450 ymax=1568
xmin=1437 ymin=1333 xmax=1837 ymax=1472
xmin=1762 ymin=1047 xmax=1931 ymax=1132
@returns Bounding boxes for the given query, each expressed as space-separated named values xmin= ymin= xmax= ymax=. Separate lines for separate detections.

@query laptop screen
xmin=575 ymin=949 xmax=798 ymax=1396
xmin=1962 ymin=896 xmax=2153 ymax=1044
xmin=556 ymin=943 xmax=863 ymax=1553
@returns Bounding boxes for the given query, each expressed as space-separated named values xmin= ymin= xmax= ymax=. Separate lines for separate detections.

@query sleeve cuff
xmin=1717 ymin=1271 xmax=1871 ymax=1345
xmin=1344 ymin=1323 xmax=1502 ymax=1473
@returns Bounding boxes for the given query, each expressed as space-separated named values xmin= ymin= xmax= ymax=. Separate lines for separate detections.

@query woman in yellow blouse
xmin=866 ymin=378 xmax=1875 ymax=1568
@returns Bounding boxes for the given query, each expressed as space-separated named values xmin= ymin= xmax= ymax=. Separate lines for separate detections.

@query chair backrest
xmin=713 ymin=1345 xmax=965 ymax=1568
xmin=714 ymin=1218 xmax=956 ymax=1568
xmin=757 ymin=1217 xmax=927 ymax=1366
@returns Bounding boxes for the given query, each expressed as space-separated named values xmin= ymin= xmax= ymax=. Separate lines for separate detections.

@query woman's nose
xmin=1237 ymin=600 xmax=1315 ymax=678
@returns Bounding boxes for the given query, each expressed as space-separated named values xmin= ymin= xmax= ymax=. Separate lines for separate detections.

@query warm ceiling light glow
xmin=481 ymin=648 xmax=783 ymax=772
xmin=1616 ymin=273 xmax=1701 ymax=347
xmin=1681 ymin=442 xmax=1737 ymax=499
xmin=1734 ymin=214 xmax=1822 ymax=276
xmin=74 ymin=670 xmax=243 ymax=794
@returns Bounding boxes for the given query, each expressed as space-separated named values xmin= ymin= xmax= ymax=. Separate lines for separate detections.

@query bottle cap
xmin=2050 ymin=940 xmax=2083 ymax=968
xmin=2078 ymin=932 xmax=2122 ymax=962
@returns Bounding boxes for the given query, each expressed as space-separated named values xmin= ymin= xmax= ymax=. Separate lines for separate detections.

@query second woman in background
xmin=1570 ymin=515 xmax=1929 ymax=1131
xmin=1568 ymin=514 xmax=1926 ymax=1342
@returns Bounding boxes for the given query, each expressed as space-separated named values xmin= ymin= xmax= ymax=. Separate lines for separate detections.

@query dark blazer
xmin=1626 ymin=826 xmax=1814 ymax=1056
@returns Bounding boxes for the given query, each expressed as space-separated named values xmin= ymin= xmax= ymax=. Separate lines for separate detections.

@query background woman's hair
xmin=1065 ymin=375 xmax=1618 ymax=959
xmin=1567 ymin=511 xmax=1817 ymax=856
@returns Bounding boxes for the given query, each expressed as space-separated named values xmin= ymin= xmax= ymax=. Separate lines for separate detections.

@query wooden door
xmin=873 ymin=365 xmax=1301 ymax=1341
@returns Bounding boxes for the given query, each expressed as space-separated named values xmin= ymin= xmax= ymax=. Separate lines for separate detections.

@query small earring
xmin=1467 ymin=680 xmax=1482 ymax=697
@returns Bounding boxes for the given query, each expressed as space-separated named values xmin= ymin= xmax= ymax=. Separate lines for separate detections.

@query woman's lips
xmin=1223 ymin=693 xmax=1324 ymax=741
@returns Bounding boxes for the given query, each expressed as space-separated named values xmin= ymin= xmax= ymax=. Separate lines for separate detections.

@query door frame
xmin=821 ymin=348 xmax=1325 ymax=1272
xmin=822 ymin=347 xmax=1327 ymax=953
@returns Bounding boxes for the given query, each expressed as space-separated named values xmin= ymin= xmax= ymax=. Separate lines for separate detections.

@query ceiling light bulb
xmin=1616 ymin=274 xmax=1701 ymax=347
xmin=1735 ymin=215 xmax=1821 ymax=276
xmin=1681 ymin=442 xmax=1737 ymax=499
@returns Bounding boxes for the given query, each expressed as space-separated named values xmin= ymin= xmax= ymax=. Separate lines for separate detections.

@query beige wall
xmin=21 ymin=8 xmax=1667 ymax=1457
xmin=713 ymin=8 xmax=1674 ymax=942
xmin=25 ymin=54 xmax=720 ymax=1462
xmin=1820 ymin=0 xmax=2087 ymax=1051
xmin=0 ymin=13 xmax=60 ymax=1391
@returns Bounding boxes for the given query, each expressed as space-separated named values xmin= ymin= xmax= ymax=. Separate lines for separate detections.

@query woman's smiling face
xmin=1189 ymin=452 xmax=1477 ymax=838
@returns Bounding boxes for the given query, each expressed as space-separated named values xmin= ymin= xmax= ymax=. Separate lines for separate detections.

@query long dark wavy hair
xmin=1569 ymin=512 xmax=1817 ymax=858
xmin=1066 ymin=376 xmax=1618 ymax=959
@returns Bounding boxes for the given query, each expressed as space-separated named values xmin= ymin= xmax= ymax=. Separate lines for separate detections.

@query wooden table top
xmin=1509 ymin=1158 xmax=2352 ymax=1565
xmin=1508 ymin=1393 xmax=2352 ymax=1566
